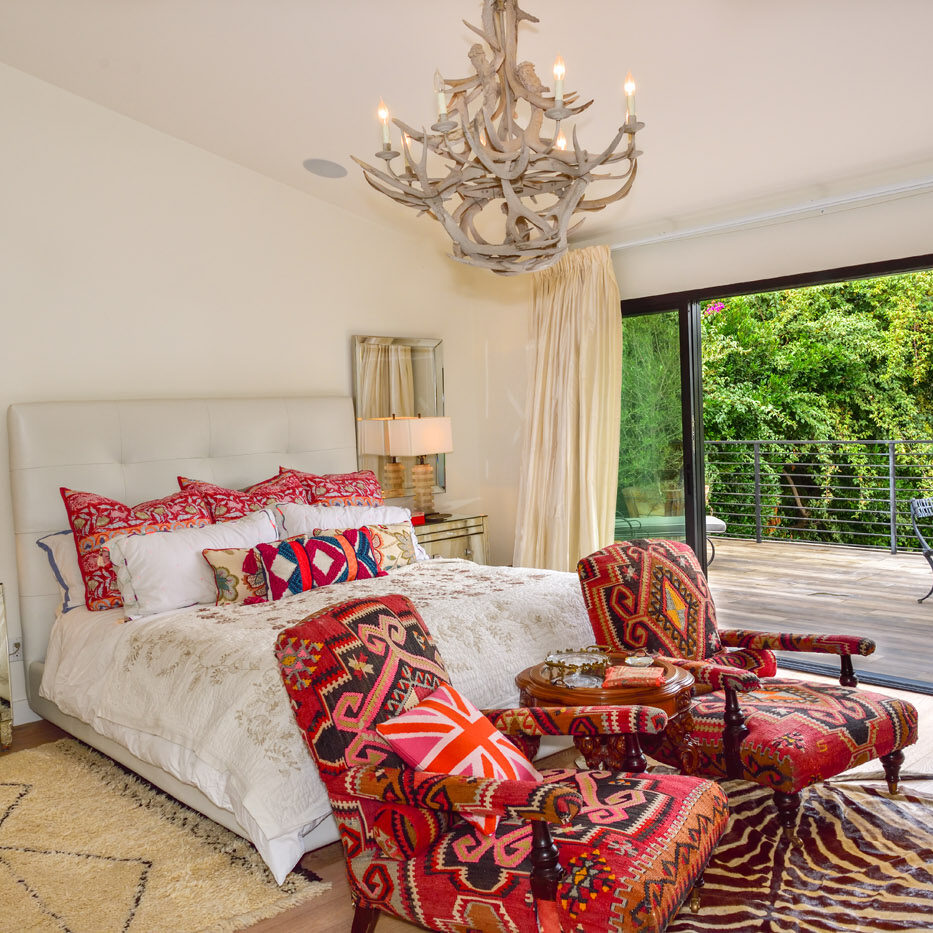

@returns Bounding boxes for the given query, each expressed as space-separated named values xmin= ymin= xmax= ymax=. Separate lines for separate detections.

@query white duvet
xmin=41 ymin=559 xmax=591 ymax=882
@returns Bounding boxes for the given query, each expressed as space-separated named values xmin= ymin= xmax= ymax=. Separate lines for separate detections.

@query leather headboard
xmin=8 ymin=396 xmax=358 ymax=681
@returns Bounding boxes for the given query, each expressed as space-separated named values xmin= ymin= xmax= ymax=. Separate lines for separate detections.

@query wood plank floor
xmin=708 ymin=537 xmax=933 ymax=687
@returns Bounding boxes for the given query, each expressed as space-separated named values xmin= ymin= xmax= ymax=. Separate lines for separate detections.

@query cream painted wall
xmin=612 ymin=190 xmax=933 ymax=299
xmin=0 ymin=62 xmax=530 ymax=721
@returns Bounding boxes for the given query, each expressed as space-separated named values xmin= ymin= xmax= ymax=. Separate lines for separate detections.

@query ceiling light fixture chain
xmin=353 ymin=0 xmax=643 ymax=275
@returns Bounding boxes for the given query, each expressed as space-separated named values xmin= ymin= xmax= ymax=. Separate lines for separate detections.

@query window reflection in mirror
xmin=352 ymin=336 xmax=445 ymax=497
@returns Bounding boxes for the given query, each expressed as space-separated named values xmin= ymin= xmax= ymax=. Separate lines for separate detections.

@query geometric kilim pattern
xmin=274 ymin=594 xmax=731 ymax=932
xmin=577 ymin=540 xmax=725 ymax=660
xmin=649 ymin=679 xmax=920 ymax=796
xmin=577 ymin=540 xmax=777 ymax=675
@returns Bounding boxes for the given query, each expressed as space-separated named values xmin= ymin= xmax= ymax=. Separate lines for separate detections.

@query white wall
xmin=612 ymin=189 xmax=933 ymax=299
xmin=0 ymin=62 xmax=530 ymax=721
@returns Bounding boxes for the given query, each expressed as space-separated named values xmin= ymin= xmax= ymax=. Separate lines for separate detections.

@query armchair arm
xmin=483 ymin=705 xmax=668 ymax=739
xmin=663 ymin=657 xmax=760 ymax=693
xmin=334 ymin=765 xmax=583 ymax=826
xmin=719 ymin=629 xmax=875 ymax=657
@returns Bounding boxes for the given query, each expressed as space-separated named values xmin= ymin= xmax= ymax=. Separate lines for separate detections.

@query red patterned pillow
xmin=376 ymin=683 xmax=542 ymax=835
xmin=255 ymin=529 xmax=385 ymax=601
xmin=178 ymin=473 xmax=308 ymax=522
xmin=279 ymin=468 xmax=383 ymax=507
xmin=60 ymin=487 xmax=212 ymax=611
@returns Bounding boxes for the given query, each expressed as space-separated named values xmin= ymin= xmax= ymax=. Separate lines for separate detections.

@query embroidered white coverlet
xmin=41 ymin=559 xmax=591 ymax=881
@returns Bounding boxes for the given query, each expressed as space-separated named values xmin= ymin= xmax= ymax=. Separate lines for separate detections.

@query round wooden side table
xmin=515 ymin=653 xmax=697 ymax=773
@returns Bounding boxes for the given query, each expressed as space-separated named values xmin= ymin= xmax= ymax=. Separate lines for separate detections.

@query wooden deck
xmin=707 ymin=537 xmax=933 ymax=689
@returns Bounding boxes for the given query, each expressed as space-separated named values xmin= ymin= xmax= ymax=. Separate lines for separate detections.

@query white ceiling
xmin=2 ymin=0 xmax=932 ymax=249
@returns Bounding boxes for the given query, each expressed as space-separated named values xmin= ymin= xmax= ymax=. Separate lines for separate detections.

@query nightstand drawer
xmin=415 ymin=515 xmax=488 ymax=564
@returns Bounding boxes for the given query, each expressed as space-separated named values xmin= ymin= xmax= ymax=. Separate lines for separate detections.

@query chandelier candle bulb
xmin=378 ymin=99 xmax=391 ymax=146
xmin=624 ymin=72 xmax=637 ymax=123
xmin=434 ymin=69 xmax=448 ymax=118
xmin=556 ymin=132 xmax=567 ymax=151
xmin=553 ymin=56 xmax=565 ymax=105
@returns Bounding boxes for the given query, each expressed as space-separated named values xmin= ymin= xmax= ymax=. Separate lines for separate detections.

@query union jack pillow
xmin=376 ymin=683 xmax=542 ymax=835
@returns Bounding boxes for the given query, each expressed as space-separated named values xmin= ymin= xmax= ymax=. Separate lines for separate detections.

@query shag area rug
xmin=0 ymin=739 xmax=328 ymax=932
xmin=668 ymin=779 xmax=933 ymax=933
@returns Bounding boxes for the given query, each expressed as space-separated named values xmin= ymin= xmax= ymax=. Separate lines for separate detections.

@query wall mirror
xmin=352 ymin=336 xmax=446 ymax=497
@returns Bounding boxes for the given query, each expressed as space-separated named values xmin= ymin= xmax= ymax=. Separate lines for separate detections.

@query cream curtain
xmin=513 ymin=245 xmax=623 ymax=571
xmin=357 ymin=343 xmax=414 ymax=418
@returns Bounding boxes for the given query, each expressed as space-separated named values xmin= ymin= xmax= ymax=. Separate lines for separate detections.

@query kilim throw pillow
xmin=376 ymin=683 xmax=542 ymax=835
xmin=314 ymin=523 xmax=417 ymax=573
xmin=256 ymin=529 xmax=385 ymax=601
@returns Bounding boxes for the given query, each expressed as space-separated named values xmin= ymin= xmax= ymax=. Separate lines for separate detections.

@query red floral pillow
xmin=60 ymin=487 xmax=212 ymax=611
xmin=278 ymin=468 xmax=383 ymax=507
xmin=178 ymin=473 xmax=308 ymax=522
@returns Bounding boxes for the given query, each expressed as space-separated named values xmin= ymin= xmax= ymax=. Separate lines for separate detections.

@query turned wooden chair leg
xmin=773 ymin=790 xmax=802 ymax=845
xmin=839 ymin=654 xmax=859 ymax=687
xmin=689 ymin=872 xmax=705 ymax=912
xmin=722 ymin=687 xmax=749 ymax=780
xmin=351 ymin=903 xmax=380 ymax=933
xmin=881 ymin=749 xmax=906 ymax=794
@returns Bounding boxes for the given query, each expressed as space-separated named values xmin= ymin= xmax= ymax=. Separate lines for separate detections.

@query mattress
xmin=40 ymin=559 xmax=591 ymax=882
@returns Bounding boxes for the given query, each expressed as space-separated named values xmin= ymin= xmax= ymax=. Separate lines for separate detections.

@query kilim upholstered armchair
xmin=577 ymin=540 xmax=919 ymax=842
xmin=275 ymin=594 xmax=730 ymax=933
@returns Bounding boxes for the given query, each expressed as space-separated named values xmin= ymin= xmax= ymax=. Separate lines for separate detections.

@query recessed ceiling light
xmin=302 ymin=158 xmax=347 ymax=178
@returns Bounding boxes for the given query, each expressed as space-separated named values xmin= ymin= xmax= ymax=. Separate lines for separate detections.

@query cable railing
xmin=705 ymin=439 xmax=933 ymax=553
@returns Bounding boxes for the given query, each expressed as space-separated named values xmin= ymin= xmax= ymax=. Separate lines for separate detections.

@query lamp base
xmin=411 ymin=461 xmax=435 ymax=515
xmin=382 ymin=459 xmax=405 ymax=499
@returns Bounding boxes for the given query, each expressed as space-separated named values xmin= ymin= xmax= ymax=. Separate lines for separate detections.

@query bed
xmin=8 ymin=396 xmax=592 ymax=883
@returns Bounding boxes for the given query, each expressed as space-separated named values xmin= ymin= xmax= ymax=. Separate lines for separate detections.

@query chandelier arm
xmin=576 ymin=161 xmax=639 ymax=212
xmin=352 ymin=156 xmax=439 ymax=205
xmin=500 ymin=178 xmax=562 ymax=239
xmin=463 ymin=124 xmax=531 ymax=181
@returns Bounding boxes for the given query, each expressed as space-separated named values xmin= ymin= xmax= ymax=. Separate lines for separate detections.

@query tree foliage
xmin=702 ymin=271 xmax=933 ymax=443
xmin=701 ymin=271 xmax=933 ymax=547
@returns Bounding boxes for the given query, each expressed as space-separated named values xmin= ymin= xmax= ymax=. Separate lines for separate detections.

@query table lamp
xmin=358 ymin=416 xmax=453 ymax=516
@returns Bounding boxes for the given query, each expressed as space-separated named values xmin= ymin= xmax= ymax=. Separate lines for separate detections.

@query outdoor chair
xmin=577 ymin=539 xmax=919 ymax=841
xmin=275 ymin=593 xmax=729 ymax=933
xmin=909 ymin=496 xmax=933 ymax=603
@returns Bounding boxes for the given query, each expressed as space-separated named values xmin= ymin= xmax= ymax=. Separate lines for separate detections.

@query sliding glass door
xmin=616 ymin=303 xmax=707 ymax=567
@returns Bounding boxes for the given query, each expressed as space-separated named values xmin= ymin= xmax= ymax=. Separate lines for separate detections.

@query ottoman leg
xmin=773 ymin=790 xmax=802 ymax=845
xmin=881 ymin=749 xmax=906 ymax=794
xmin=689 ymin=872 xmax=705 ymax=912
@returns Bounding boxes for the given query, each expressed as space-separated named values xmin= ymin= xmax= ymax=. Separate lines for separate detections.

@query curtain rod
xmin=611 ymin=176 xmax=933 ymax=252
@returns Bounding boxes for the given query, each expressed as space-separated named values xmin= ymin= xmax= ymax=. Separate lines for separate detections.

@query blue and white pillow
xmin=36 ymin=530 xmax=84 ymax=614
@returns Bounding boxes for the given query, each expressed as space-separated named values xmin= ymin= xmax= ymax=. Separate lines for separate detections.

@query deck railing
xmin=705 ymin=439 xmax=933 ymax=553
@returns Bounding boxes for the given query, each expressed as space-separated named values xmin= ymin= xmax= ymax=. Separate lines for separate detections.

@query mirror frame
xmin=352 ymin=335 xmax=446 ymax=496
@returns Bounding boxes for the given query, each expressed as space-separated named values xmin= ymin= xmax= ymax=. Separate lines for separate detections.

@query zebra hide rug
xmin=668 ymin=780 xmax=933 ymax=932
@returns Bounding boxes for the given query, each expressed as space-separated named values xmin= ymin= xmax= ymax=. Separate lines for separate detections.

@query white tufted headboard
xmin=7 ymin=396 xmax=358 ymax=688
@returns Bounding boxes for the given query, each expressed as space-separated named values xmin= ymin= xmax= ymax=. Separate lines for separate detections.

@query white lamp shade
xmin=358 ymin=416 xmax=453 ymax=457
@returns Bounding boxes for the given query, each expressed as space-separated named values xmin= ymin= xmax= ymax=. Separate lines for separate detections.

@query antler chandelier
xmin=353 ymin=0 xmax=643 ymax=275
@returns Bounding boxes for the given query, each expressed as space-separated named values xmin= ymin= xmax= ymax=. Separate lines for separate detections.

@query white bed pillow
xmin=36 ymin=529 xmax=84 ymax=614
xmin=276 ymin=503 xmax=429 ymax=560
xmin=106 ymin=508 xmax=279 ymax=620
